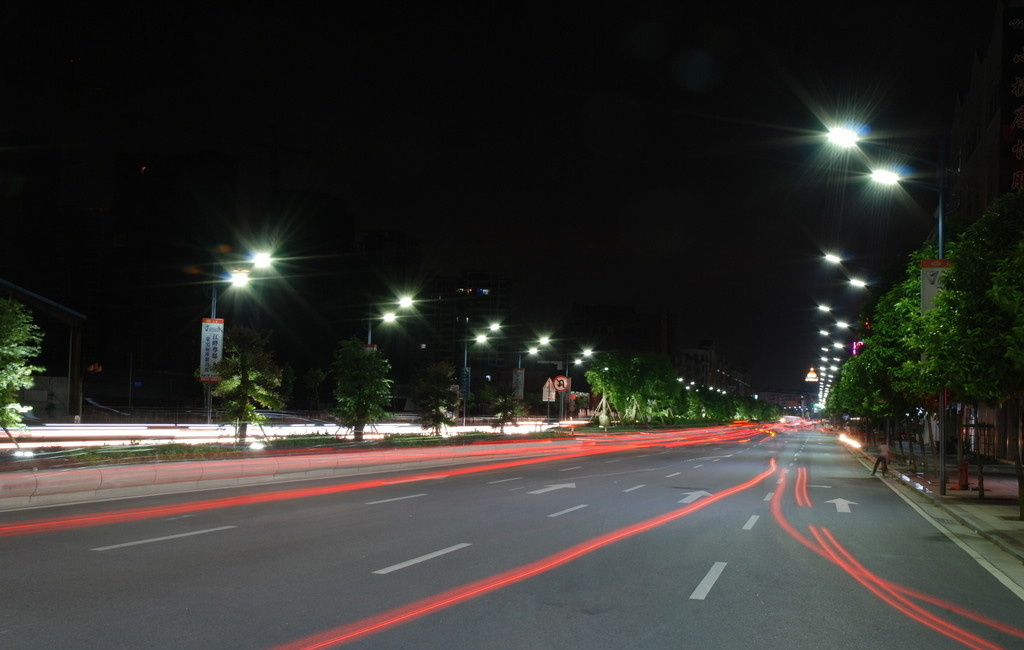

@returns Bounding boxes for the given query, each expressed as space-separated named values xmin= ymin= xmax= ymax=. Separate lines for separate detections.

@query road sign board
xmin=553 ymin=375 xmax=570 ymax=392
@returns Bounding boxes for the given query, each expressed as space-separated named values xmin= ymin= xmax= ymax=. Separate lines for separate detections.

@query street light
xmin=202 ymin=250 xmax=274 ymax=424
xmin=826 ymin=127 xmax=951 ymax=493
xmin=367 ymin=295 xmax=414 ymax=346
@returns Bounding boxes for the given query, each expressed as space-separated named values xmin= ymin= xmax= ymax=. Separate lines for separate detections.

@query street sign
xmin=920 ymin=259 xmax=950 ymax=313
xmin=553 ymin=375 xmax=570 ymax=392
xmin=542 ymin=378 xmax=556 ymax=402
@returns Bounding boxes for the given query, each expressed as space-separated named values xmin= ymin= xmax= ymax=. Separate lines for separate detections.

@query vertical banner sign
xmin=1001 ymin=8 xmax=1024 ymax=192
xmin=512 ymin=367 xmax=525 ymax=400
xmin=920 ymin=259 xmax=950 ymax=313
xmin=200 ymin=318 xmax=225 ymax=381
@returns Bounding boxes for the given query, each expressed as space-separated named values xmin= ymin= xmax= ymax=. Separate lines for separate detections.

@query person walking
xmin=872 ymin=441 xmax=889 ymax=476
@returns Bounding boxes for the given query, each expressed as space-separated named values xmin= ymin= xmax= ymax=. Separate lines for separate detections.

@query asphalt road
xmin=2 ymin=427 xmax=1023 ymax=649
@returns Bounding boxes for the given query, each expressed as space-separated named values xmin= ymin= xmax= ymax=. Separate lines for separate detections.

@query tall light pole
xmin=367 ymin=295 xmax=414 ymax=346
xmin=201 ymin=251 xmax=274 ymax=424
xmin=826 ymin=127 xmax=951 ymax=493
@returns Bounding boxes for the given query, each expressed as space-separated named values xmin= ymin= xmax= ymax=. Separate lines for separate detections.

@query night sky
xmin=4 ymin=2 xmax=998 ymax=393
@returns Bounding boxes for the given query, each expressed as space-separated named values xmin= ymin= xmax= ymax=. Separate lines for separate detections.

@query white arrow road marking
xmin=529 ymin=483 xmax=576 ymax=494
xmin=826 ymin=498 xmax=858 ymax=513
xmin=366 ymin=493 xmax=427 ymax=505
xmin=91 ymin=526 xmax=236 ymax=551
xmin=678 ymin=490 xmax=712 ymax=504
xmin=373 ymin=543 xmax=472 ymax=575
xmin=548 ymin=504 xmax=588 ymax=518
xmin=690 ymin=562 xmax=728 ymax=600
xmin=742 ymin=515 xmax=760 ymax=530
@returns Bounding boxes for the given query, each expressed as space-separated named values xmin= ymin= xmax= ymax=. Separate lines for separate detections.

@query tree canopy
xmin=0 ymin=298 xmax=44 ymax=442
xmin=330 ymin=338 xmax=393 ymax=441
xmin=211 ymin=326 xmax=284 ymax=444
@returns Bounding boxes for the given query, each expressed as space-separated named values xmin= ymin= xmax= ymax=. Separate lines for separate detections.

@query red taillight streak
xmin=0 ymin=448 xmax=629 ymax=538
xmin=0 ymin=428 xmax=763 ymax=538
xmin=811 ymin=527 xmax=1006 ymax=650
xmin=773 ymin=469 xmax=1020 ymax=649
xmin=269 ymin=460 xmax=778 ymax=650
xmin=794 ymin=467 xmax=811 ymax=507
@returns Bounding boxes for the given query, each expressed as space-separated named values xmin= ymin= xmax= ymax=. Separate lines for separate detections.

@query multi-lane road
xmin=2 ymin=425 xmax=1022 ymax=649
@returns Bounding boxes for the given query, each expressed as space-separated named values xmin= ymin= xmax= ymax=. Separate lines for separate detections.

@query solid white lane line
xmin=742 ymin=515 xmax=760 ymax=530
xmin=763 ymin=492 xmax=774 ymax=501
xmin=373 ymin=543 xmax=472 ymax=575
xmin=365 ymin=493 xmax=427 ymax=505
xmin=547 ymin=504 xmax=588 ymax=518
xmin=689 ymin=562 xmax=728 ymax=600
xmin=665 ymin=472 xmax=680 ymax=478
xmin=91 ymin=526 xmax=237 ymax=551
xmin=623 ymin=485 xmax=645 ymax=492
xmin=487 ymin=477 xmax=524 ymax=484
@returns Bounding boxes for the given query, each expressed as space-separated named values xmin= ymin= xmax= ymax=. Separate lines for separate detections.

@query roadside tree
xmin=330 ymin=338 xmax=393 ymax=441
xmin=489 ymin=390 xmax=524 ymax=434
xmin=414 ymin=362 xmax=458 ymax=435
xmin=0 ymin=298 xmax=44 ymax=446
xmin=211 ymin=326 xmax=284 ymax=444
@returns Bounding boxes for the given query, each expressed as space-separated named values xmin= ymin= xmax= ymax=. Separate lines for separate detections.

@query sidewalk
xmin=853 ymin=444 xmax=1024 ymax=567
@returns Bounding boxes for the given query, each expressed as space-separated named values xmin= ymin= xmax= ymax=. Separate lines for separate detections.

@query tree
xmin=0 ymin=299 xmax=44 ymax=446
xmin=414 ymin=362 xmax=458 ymax=435
xmin=489 ymin=390 xmax=524 ymax=434
xmin=211 ymin=326 xmax=284 ymax=444
xmin=585 ymin=351 xmax=685 ymax=425
xmin=330 ymin=338 xmax=393 ymax=441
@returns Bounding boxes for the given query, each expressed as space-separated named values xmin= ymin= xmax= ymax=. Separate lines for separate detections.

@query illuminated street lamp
xmin=367 ymin=295 xmax=414 ymax=345
xmin=826 ymin=126 xmax=952 ymax=493
xmin=202 ymin=250 xmax=274 ymax=424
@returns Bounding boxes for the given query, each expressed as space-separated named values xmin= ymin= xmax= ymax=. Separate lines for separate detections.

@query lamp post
xmin=367 ymin=295 xmax=414 ymax=346
xmin=827 ymin=127 xmax=951 ymax=493
xmin=201 ymin=251 xmax=274 ymax=424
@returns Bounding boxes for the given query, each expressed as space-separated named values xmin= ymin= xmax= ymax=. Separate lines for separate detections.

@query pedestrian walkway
xmin=850 ymin=442 xmax=1024 ymax=568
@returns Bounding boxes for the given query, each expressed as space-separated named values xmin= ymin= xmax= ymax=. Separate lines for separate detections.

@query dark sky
xmin=6 ymin=1 xmax=999 ymax=391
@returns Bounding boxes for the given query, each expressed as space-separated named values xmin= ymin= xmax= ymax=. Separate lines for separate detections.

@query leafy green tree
xmin=585 ymin=351 xmax=684 ymax=424
xmin=0 ymin=299 xmax=44 ymax=445
xmin=211 ymin=326 xmax=284 ymax=444
xmin=489 ymin=390 xmax=524 ymax=434
xmin=991 ymin=237 xmax=1024 ymax=515
xmin=928 ymin=191 xmax=1024 ymax=507
xmin=330 ymin=338 xmax=393 ymax=441
xmin=414 ymin=362 xmax=458 ymax=435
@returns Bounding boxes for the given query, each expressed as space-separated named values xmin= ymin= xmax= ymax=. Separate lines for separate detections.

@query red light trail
xmin=0 ymin=426 xmax=774 ymax=538
xmin=267 ymin=460 xmax=778 ymax=650
xmin=771 ymin=468 xmax=1024 ymax=649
